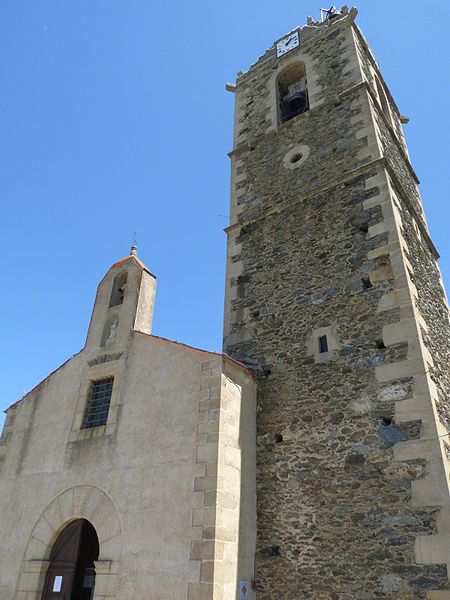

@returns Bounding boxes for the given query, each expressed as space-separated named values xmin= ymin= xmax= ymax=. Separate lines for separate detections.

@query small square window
xmin=319 ymin=335 xmax=329 ymax=354
xmin=82 ymin=377 xmax=114 ymax=429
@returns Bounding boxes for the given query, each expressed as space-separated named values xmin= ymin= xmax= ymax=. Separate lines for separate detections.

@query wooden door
xmin=41 ymin=520 xmax=99 ymax=600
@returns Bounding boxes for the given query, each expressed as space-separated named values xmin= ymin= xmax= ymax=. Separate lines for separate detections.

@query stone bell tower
xmin=223 ymin=6 xmax=450 ymax=598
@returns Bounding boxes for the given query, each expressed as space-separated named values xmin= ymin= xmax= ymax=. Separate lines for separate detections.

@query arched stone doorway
xmin=15 ymin=485 xmax=122 ymax=599
xmin=41 ymin=519 xmax=99 ymax=599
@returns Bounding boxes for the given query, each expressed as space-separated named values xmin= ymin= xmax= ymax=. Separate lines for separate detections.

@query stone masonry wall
xmin=224 ymin=10 xmax=450 ymax=599
xmin=232 ymin=91 xmax=369 ymax=225
xmin=370 ymin=67 xmax=450 ymax=437
xmin=227 ymin=170 xmax=448 ymax=598
xmin=352 ymin=28 xmax=407 ymax=153
xmin=374 ymin=110 xmax=423 ymax=218
xmin=393 ymin=183 xmax=450 ymax=435
xmin=234 ymin=13 xmax=362 ymax=148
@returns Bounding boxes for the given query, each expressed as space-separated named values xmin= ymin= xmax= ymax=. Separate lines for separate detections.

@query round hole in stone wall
xmin=283 ymin=144 xmax=310 ymax=170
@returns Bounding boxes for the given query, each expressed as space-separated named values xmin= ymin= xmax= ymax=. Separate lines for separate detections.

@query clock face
xmin=276 ymin=32 xmax=300 ymax=58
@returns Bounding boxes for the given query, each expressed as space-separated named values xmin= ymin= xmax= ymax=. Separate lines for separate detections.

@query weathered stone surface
xmin=224 ymin=9 xmax=450 ymax=599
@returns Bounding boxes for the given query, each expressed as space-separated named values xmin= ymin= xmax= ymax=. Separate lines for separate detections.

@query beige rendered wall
xmin=0 ymin=260 xmax=256 ymax=600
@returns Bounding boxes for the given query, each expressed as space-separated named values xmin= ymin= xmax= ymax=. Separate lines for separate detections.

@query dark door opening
xmin=41 ymin=519 xmax=99 ymax=600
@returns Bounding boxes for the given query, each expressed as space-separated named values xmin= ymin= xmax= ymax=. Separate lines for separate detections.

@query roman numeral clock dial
xmin=276 ymin=31 xmax=300 ymax=57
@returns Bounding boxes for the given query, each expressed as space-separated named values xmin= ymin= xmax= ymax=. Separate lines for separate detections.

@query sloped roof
xmin=98 ymin=254 xmax=156 ymax=288
xmin=4 ymin=333 xmax=255 ymax=413
xmin=136 ymin=331 xmax=256 ymax=378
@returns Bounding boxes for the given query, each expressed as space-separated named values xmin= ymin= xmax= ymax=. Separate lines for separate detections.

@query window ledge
xmin=69 ymin=424 xmax=112 ymax=442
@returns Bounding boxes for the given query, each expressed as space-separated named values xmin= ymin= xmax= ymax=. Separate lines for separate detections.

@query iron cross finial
xmin=130 ymin=231 xmax=138 ymax=256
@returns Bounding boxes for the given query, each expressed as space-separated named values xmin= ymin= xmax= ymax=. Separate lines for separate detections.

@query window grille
xmin=82 ymin=377 xmax=114 ymax=428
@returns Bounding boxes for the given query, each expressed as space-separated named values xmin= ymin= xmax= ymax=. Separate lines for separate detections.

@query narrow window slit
xmin=319 ymin=335 xmax=329 ymax=354
xmin=361 ymin=276 xmax=373 ymax=289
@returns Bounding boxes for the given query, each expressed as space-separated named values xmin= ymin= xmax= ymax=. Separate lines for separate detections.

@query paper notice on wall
xmin=240 ymin=581 xmax=250 ymax=599
xmin=53 ymin=576 xmax=63 ymax=592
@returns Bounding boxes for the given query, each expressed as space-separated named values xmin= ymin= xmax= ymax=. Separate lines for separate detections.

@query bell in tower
xmin=278 ymin=62 xmax=309 ymax=124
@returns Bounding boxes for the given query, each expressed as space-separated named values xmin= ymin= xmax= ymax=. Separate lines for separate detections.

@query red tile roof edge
xmin=110 ymin=255 xmax=156 ymax=277
xmin=97 ymin=255 xmax=156 ymax=288
xmin=3 ymin=334 xmax=256 ymax=414
xmin=135 ymin=332 xmax=257 ymax=379
xmin=222 ymin=352 xmax=258 ymax=380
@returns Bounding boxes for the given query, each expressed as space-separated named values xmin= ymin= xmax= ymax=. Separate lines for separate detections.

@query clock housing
xmin=276 ymin=31 xmax=300 ymax=58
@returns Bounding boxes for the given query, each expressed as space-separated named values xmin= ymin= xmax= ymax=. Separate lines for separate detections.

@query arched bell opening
xmin=278 ymin=62 xmax=309 ymax=124
xmin=109 ymin=270 xmax=128 ymax=308
xmin=41 ymin=519 xmax=99 ymax=600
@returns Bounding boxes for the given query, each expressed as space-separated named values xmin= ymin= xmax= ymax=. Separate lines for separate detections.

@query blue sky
xmin=1 ymin=1 xmax=449 ymax=430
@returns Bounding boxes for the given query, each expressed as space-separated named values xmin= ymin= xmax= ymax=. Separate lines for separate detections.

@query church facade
xmin=0 ymin=251 xmax=257 ymax=599
xmin=1 ymin=6 xmax=450 ymax=600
